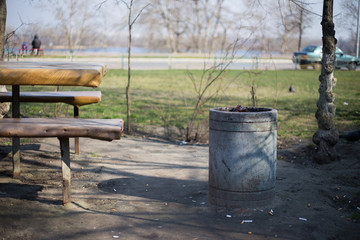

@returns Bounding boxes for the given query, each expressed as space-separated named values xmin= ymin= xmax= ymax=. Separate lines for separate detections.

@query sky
xmin=6 ymin=0 xmax=345 ymax=41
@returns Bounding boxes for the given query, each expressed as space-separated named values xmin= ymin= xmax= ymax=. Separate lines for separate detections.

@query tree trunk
xmin=0 ymin=0 xmax=6 ymax=60
xmin=297 ymin=8 xmax=303 ymax=51
xmin=209 ymin=0 xmax=223 ymax=54
xmin=195 ymin=1 xmax=202 ymax=54
xmin=312 ymin=0 xmax=338 ymax=164
xmin=69 ymin=0 xmax=74 ymax=56
xmin=122 ymin=0 xmax=148 ymax=134
xmin=280 ymin=35 xmax=288 ymax=54
xmin=0 ymin=0 xmax=9 ymax=119
xmin=203 ymin=2 xmax=211 ymax=54
xmin=126 ymin=5 xmax=132 ymax=134
xmin=157 ymin=1 xmax=176 ymax=53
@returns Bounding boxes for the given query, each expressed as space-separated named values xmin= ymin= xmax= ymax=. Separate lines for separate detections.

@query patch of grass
xmin=9 ymin=69 xmax=360 ymax=143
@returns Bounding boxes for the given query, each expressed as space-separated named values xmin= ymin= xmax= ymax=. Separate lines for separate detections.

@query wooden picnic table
xmin=0 ymin=61 xmax=122 ymax=205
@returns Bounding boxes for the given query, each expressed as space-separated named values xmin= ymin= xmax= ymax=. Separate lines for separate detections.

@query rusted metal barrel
xmin=209 ymin=107 xmax=277 ymax=207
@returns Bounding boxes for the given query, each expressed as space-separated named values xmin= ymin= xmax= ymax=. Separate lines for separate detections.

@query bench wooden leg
xmin=12 ymin=137 xmax=21 ymax=178
xmin=74 ymin=106 xmax=80 ymax=155
xmin=59 ymin=137 xmax=71 ymax=205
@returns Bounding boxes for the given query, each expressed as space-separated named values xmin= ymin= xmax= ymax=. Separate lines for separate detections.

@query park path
xmin=11 ymin=55 xmax=295 ymax=70
xmin=1 ymin=136 xmax=359 ymax=239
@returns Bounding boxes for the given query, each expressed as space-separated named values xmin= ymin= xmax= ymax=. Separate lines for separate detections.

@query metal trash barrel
xmin=209 ymin=107 xmax=277 ymax=207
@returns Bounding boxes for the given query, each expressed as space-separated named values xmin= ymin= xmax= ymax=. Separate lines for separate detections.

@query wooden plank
xmin=59 ymin=137 xmax=71 ymax=205
xmin=0 ymin=118 xmax=123 ymax=141
xmin=0 ymin=62 xmax=106 ymax=87
xmin=0 ymin=91 xmax=101 ymax=155
xmin=0 ymin=91 xmax=102 ymax=107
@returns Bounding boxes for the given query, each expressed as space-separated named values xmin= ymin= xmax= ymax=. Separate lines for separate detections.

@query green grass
xmin=9 ymin=69 xmax=360 ymax=143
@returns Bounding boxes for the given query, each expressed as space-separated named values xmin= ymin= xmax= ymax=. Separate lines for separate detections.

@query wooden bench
xmin=0 ymin=91 xmax=102 ymax=154
xmin=31 ymin=48 xmax=43 ymax=56
xmin=0 ymin=118 xmax=123 ymax=205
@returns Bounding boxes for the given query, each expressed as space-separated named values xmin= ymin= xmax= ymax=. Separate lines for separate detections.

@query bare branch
xmin=289 ymin=0 xmax=322 ymax=17
xmin=96 ymin=0 xmax=109 ymax=10
xmin=119 ymin=0 xmax=130 ymax=9
xmin=131 ymin=2 xmax=151 ymax=26
xmin=4 ymin=23 xmax=26 ymax=44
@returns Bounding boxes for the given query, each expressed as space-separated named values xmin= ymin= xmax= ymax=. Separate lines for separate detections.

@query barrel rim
xmin=210 ymin=107 xmax=276 ymax=114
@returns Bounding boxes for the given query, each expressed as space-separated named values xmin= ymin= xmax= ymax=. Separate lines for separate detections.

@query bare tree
xmin=208 ymin=0 xmax=224 ymax=53
xmin=276 ymin=0 xmax=297 ymax=54
xmin=267 ymin=0 xmax=313 ymax=53
xmin=242 ymin=0 xmax=271 ymax=54
xmin=147 ymin=0 xmax=188 ymax=53
xmin=296 ymin=5 xmax=305 ymax=51
xmin=312 ymin=0 xmax=338 ymax=164
xmin=337 ymin=0 xmax=359 ymax=55
xmin=46 ymin=0 xmax=95 ymax=56
xmin=120 ymin=0 xmax=150 ymax=133
xmin=290 ymin=0 xmax=313 ymax=51
xmin=185 ymin=57 xmax=230 ymax=142
xmin=191 ymin=0 xmax=225 ymax=54
xmin=184 ymin=39 xmax=243 ymax=142
xmin=143 ymin=0 xmax=232 ymax=54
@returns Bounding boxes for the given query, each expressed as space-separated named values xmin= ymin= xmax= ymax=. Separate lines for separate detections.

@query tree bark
xmin=312 ymin=0 xmax=338 ymax=164
xmin=126 ymin=16 xmax=132 ymax=134
xmin=297 ymin=8 xmax=303 ymax=51
xmin=209 ymin=0 xmax=223 ymax=54
xmin=0 ymin=0 xmax=5 ymax=60
xmin=0 ymin=0 xmax=9 ymax=119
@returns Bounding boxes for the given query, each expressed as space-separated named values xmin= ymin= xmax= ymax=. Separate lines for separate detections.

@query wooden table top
xmin=0 ymin=62 xmax=106 ymax=87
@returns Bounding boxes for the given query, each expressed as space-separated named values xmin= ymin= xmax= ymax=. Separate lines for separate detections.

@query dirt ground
xmin=0 ymin=136 xmax=359 ymax=240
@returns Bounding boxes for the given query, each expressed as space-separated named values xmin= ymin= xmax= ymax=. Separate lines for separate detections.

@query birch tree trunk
xmin=312 ymin=0 xmax=338 ymax=164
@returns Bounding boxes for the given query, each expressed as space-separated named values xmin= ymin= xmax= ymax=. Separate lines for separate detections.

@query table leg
xmin=59 ymin=137 xmax=72 ymax=205
xmin=12 ymin=85 xmax=20 ymax=118
xmin=74 ymin=106 xmax=80 ymax=155
xmin=12 ymin=85 xmax=21 ymax=177
xmin=12 ymin=137 xmax=20 ymax=177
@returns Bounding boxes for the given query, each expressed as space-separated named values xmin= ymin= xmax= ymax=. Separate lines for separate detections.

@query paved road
xmin=12 ymin=56 xmax=296 ymax=70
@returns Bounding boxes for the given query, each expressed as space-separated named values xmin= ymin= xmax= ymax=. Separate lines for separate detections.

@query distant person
xmin=21 ymin=41 xmax=28 ymax=54
xmin=31 ymin=35 xmax=41 ymax=55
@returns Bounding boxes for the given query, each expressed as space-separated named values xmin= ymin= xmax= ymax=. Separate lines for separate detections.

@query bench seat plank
xmin=0 ymin=118 xmax=123 ymax=141
xmin=0 ymin=91 xmax=102 ymax=154
xmin=0 ymin=91 xmax=101 ymax=107
xmin=0 ymin=118 xmax=123 ymax=205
